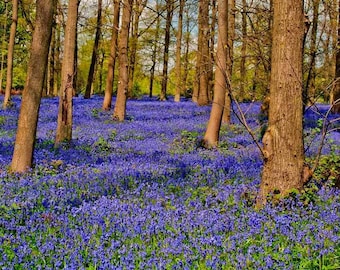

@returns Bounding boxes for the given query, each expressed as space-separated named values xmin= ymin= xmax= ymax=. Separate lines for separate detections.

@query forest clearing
xmin=0 ymin=95 xmax=340 ymax=269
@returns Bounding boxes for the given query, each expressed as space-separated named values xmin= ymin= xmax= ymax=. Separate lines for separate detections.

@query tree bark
xmin=203 ymin=0 xmax=229 ymax=147
xmin=257 ymin=0 xmax=305 ymax=206
xmin=160 ymin=0 xmax=174 ymax=101
xmin=0 ymin=0 xmax=9 ymax=92
xmin=84 ymin=0 xmax=102 ymax=99
xmin=3 ymin=0 xmax=18 ymax=108
xmin=174 ymin=0 xmax=184 ymax=102
xmin=113 ymin=0 xmax=133 ymax=121
xmin=55 ymin=0 xmax=79 ymax=146
xmin=239 ymin=0 xmax=247 ymax=101
xmin=11 ymin=0 xmax=55 ymax=173
xmin=102 ymin=0 xmax=120 ymax=110
xmin=332 ymin=0 xmax=340 ymax=113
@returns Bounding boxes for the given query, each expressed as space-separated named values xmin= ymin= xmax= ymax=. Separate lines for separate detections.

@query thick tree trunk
xmin=174 ymin=0 xmax=184 ymax=102
xmin=160 ymin=0 xmax=174 ymax=101
xmin=102 ymin=0 xmax=120 ymax=110
xmin=222 ymin=0 xmax=235 ymax=124
xmin=55 ymin=0 xmax=79 ymax=146
xmin=84 ymin=0 xmax=102 ymax=99
xmin=113 ymin=0 xmax=133 ymax=121
xmin=3 ymin=0 xmax=18 ymax=108
xmin=203 ymin=0 xmax=228 ymax=147
xmin=11 ymin=0 xmax=55 ymax=173
xmin=332 ymin=0 xmax=340 ymax=113
xmin=258 ymin=0 xmax=305 ymax=206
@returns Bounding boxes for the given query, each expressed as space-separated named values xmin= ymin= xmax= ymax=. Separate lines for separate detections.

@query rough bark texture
xmin=11 ymin=0 xmax=55 ymax=173
xmin=174 ymin=0 xmax=184 ymax=102
xmin=3 ymin=0 xmax=18 ymax=108
xmin=332 ymin=0 xmax=340 ymax=113
xmin=102 ymin=0 xmax=120 ymax=110
xmin=113 ymin=0 xmax=132 ymax=121
xmin=203 ymin=0 xmax=228 ymax=147
xmin=258 ymin=0 xmax=305 ymax=206
xmin=84 ymin=0 xmax=102 ymax=99
xmin=55 ymin=0 xmax=79 ymax=146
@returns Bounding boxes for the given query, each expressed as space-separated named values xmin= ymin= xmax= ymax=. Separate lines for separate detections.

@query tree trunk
xmin=239 ymin=0 xmax=247 ymax=101
xmin=208 ymin=0 xmax=217 ymax=102
xmin=84 ymin=0 xmax=102 ymax=99
xmin=174 ymin=0 xmax=184 ymax=102
xmin=203 ymin=0 xmax=228 ymax=147
xmin=47 ymin=24 xmax=56 ymax=97
xmin=113 ymin=0 xmax=133 ymax=121
xmin=149 ymin=1 xmax=161 ymax=98
xmin=222 ymin=0 xmax=235 ymax=124
xmin=182 ymin=5 xmax=190 ymax=98
xmin=102 ymin=0 xmax=120 ymax=110
xmin=3 ymin=0 xmax=18 ymax=108
xmin=197 ymin=0 xmax=210 ymax=106
xmin=55 ymin=0 xmax=79 ymax=146
xmin=0 ymin=0 xmax=9 ymax=92
xmin=11 ymin=0 xmax=55 ymax=173
xmin=160 ymin=0 xmax=174 ymax=101
xmin=257 ymin=0 xmax=305 ymax=206
xmin=332 ymin=0 xmax=340 ymax=113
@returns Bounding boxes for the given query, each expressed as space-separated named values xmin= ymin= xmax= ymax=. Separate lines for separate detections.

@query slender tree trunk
xmin=197 ymin=0 xmax=210 ymax=105
xmin=84 ymin=0 xmax=102 ymax=99
xmin=11 ymin=0 xmax=55 ymax=173
xmin=0 ymin=0 xmax=9 ymax=92
xmin=239 ymin=0 xmax=247 ymax=101
xmin=149 ymin=1 xmax=160 ymax=98
xmin=160 ymin=0 xmax=174 ymax=101
xmin=55 ymin=0 xmax=79 ymax=146
xmin=182 ymin=6 xmax=190 ymax=98
xmin=113 ymin=0 xmax=133 ymax=121
xmin=102 ymin=0 xmax=120 ymax=110
xmin=174 ymin=0 xmax=184 ymax=102
xmin=257 ymin=0 xmax=305 ymax=206
xmin=203 ymin=0 xmax=228 ymax=147
xmin=332 ymin=0 xmax=340 ymax=113
xmin=304 ymin=0 xmax=320 ymax=105
xmin=47 ymin=25 xmax=56 ymax=97
xmin=54 ymin=2 xmax=62 ymax=96
xmin=222 ymin=0 xmax=235 ymax=124
xmin=3 ymin=0 xmax=18 ymax=108
xmin=208 ymin=0 xmax=217 ymax=101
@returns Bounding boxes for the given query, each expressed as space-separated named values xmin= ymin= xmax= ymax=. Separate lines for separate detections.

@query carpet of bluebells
xmin=0 ymin=95 xmax=340 ymax=269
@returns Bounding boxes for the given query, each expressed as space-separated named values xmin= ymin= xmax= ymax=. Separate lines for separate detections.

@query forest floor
xmin=0 ymin=95 xmax=340 ymax=269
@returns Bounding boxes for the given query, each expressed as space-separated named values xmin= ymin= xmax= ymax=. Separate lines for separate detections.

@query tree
xmin=174 ymin=0 xmax=184 ymax=102
xmin=3 ymin=0 xmax=18 ymax=108
xmin=11 ymin=0 xmax=55 ymax=173
xmin=257 ymin=0 xmax=306 ymax=206
xmin=239 ymin=0 xmax=247 ymax=101
xmin=0 ymin=0 xmax=9 ymax=92
xmin=102 ymin=0 xmax=120 ymax=110
xmin=113 ymin=0 xmax=133 ymax=121
xmin=160 ymin=0 xmax=174 ymax=101
xmin=332 ymin=0 xmax=340 ymax=113
xmin=84 ymin=0 xmax=102 ymax=99
xmin=203 ymin=0 xmax=228 ymax=147
xmin=55 ymin=0 xmax=79 ymax=146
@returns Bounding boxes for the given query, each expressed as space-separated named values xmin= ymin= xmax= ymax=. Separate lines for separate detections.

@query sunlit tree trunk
xmin=208 ymin=0 xmax=217 ymax=101
xmin=182 ymin=5 xmax=190 ymax=98
xmin=84 ymin=0 xmax=102 ymax=99
xmin=0 ymin=0 xmax=9 ymax=92
xmin=174 ymin=0 xmax=184 ymax=102
xmin=203 ymin=0 xmax=228 ymax=147
xmin=11 ymin=0 xmax=55 ymax=173
xmin=160 ymin=0 xmax=174 ymax=101
xmin=102 ymin=0 xmax=120 ymax=110
xmin=258 ymin=0 xmax=305 ymax=206
xmin=55 ymin=0 xmax=79 ymax=146
xmin=47 ymin=25 xmax=56 ymax=97
xmin=113 ymin=0 xmax=133 ymax=121
xmin=3 ymin=0 xmax=18 ymax=108
xmin=222 ymin=0 xmax=235 ymax=124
